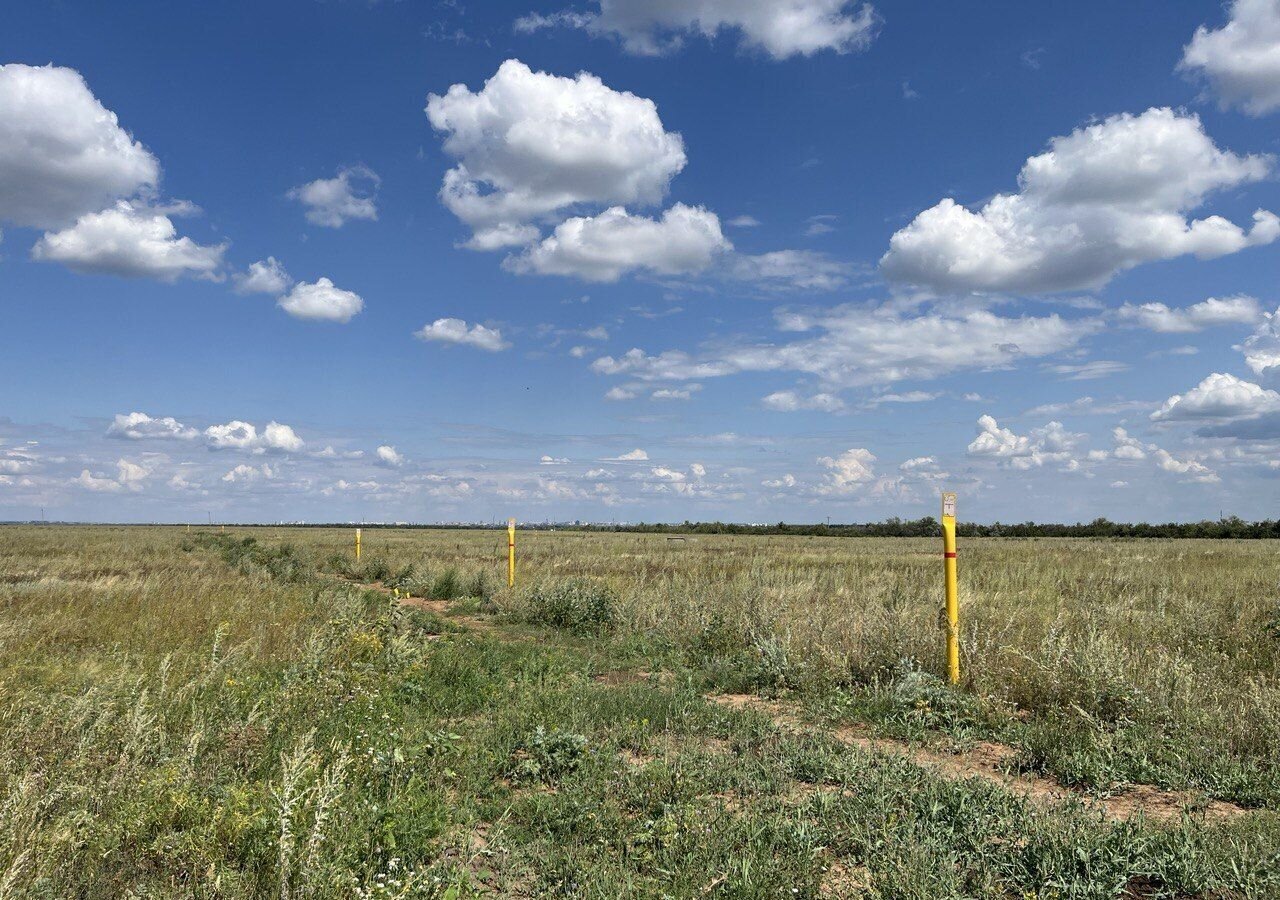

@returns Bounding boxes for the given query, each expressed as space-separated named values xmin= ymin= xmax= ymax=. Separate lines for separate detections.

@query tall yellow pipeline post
xmin=355 ymin=527 xmax=362 ymax=563
xmin=507 ymin=518 xmax=516 ymax=588
xmin=942 ymin=492 xmax=960 ymax=684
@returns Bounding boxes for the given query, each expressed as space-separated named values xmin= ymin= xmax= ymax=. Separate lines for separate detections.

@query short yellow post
xmin=393 ymin=587 xmax=399 ymax=600
xmin=355 ymin=527 xmax=362 ymax=563
xmin=942 ymin=491 xmax=960 ymax=685
xmin=507 ymin=518 xmax=516 ymax=588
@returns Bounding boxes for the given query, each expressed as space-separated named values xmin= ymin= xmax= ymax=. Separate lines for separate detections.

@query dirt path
xmin=332 ymin=575 xmax=497 ymax=632
xmin=708 ymin=693 xmax=1248 ymax=826
xmin=331 ymin=570 xmax=1249 ymax=827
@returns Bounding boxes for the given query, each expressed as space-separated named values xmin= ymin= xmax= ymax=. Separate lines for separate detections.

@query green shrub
xmin=466 ymin=570 xmax=492 ymax=601
xmin=388 ymin=563 xmax=417 ymax=590
xmin=431 ymin=568 xmax=461 ymax=601
xmin=359 ymin=556 xmax=391 ymax=583
xmin=523 ymin=578 xmax=616 ymax=634
xmin=506 ymin=726 xmax=588 ymax=783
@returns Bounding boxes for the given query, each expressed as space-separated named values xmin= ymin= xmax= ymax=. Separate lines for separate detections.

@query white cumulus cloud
xmin=606 ymin=448 xmax=649 ymax=461
xmin=32 ymin=200 xmax=225 ymax=281
xmin=1151 ymin=372 xmax=1280 ymax=421
xmin=967 ymin=415 xmax=1081 ymax=469
xmin=376 ymin=445 xmax=404 ymax=467
xmin=425 ymin=59 xmax=687 ymax=250
xmin=107 ymin=412 xmax=198 ymax=441
xmin=1117 ymin=296 xmax=1263 ymax=333
xmin=1181 ymin=0 xmax=1280 ymax=116
xmin=881 ymin=108 xmax=1276 ymax=293
xmin=0 ymin=63 xmax=159 ymax=229
xmin=507 ymin=203 xmax=730 ymax=281
xmin=204 ymin=420 xmax=304 ymax=452
xmin=817 ymin=448 xmax=876 ymax=492
xmin=287 ymin=165 xmax=379 ymax=228
xmin=414 ymin=318 xmax=511 ymax=351
xmin=1239 ymin=305 xmax=1280 ymax=377
xmin=233 ymin=257 xmax=292 ymax=295
xmin=277 ymin=277 xmax=364 ymax=323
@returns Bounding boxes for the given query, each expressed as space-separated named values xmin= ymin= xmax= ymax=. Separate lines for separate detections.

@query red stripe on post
xmin=944 ymin=551 xmax=957 ymax=558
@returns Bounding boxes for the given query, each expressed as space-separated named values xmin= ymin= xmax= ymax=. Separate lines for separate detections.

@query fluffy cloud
xmin=222 ymin=463 xmax=276 ymax=484
xmin=817 ymin=448 xmax=876 ymax=492
xmin=516 ymin=0 xmax=879 ymax=60
xmin=376 ymin=445 xmax=404 ymax=467
xmin=967 ymin=415 xmax=1081 ymax=469
xmin=606 ymin=448 xmax=649 ymax=461
xmin=592 ymin=303 xmax=1098 ymax=389
xmin=1111 ymin=427 xmax=1149 ymax=460
xmin=32 ymin=201 xmax=225 ymax=281
xmin=1117 ymin=296 xmax=1263 ymax=332
xmin=1152 ymin=449 xmax=1217 ymax=480
xmin=205 ymin=420 xmax=305 ymax=452
xmin=881 ymin=108 xmax=1276 ymax=293
xmin=262 ymin=421 xmax=304 ymax=452
xmin=1151 ymin=372 xmax=1280 ymax=421
xmin=277 ymin=277 xmax=364 ymax=323
xmin=761 ymin=390 xmax=845 ymax=412
xmin=0 ymin=64 xmax=159 ymax=229
xmin=73 ymin=469 xmax=123 ymax=492
xmin=107 ymin=412 xmax=198 ymax=441
xmin=204 ymin=420 xmax=258 ymax=450
xmin=1239 ymin=305 xmax=1280 ymax=377
xmin=426 ymin=59 xmax=686 ymax=249
xmin=507 ymin=204 xmax=729 ymax=281
xmin=287 ymin=166 xmax=379 ymax=228
xmin=72 ymin=458 xmax=150 ymax=492
xmin=233 ymin=257 xmax=292 ymax=295
xmin=414 ymin=318 xmax=511 ymax=351
xmin=1181 ymin=0 xmax=1280 ymax=115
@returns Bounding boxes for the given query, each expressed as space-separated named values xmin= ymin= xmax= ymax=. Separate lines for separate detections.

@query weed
xmin=521 ymin=578 xmax=616 ymax=634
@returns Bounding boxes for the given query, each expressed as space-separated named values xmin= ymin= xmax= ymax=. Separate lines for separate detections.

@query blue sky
xmin=2 ymin=0 xmax=1279 ymax=524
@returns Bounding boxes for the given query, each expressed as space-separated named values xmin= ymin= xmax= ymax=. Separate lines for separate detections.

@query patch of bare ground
xmin=440 ymin=822 xmax=534 ymax=897
xmin=333 ymin=575 xmax=497 ymax=631
xmin=817 ymin=859 xmax=872 ymax=899
xmin=592 ymin=669 xmax=675 ymax=687
xmin=707 ymin=693 xmax=1247 ymax=825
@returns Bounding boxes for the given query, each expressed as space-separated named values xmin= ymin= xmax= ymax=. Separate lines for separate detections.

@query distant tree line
xmin=562 ymin=516 xmax=1280 ymax=539
xmin=11 ymin=517 xmax=1279 ymax=538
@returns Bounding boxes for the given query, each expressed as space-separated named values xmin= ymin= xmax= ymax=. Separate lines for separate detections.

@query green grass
xmin=1 ymin=525 xmax=1278 ymax=897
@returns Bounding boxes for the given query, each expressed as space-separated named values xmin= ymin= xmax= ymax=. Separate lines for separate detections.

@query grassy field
xmin=1 ymin=525 xmax=1278 ymax=898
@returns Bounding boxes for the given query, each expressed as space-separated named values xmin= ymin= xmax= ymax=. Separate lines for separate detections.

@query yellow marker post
xmin=355 ymin=527 xmax=362 ymax=563
xmin=941 ymin=492 xmax=960 ymax=685
xmin=507 ymin=518 xmax=516 ymax=588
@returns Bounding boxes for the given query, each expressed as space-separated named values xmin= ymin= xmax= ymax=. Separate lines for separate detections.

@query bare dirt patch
xmin=591 ymin=669 xmax=675 ymax=687
xmin=707 ymin=693 xmax=1248 ymax=825
xmin=332 ymin=575 xmax=497 ymax=632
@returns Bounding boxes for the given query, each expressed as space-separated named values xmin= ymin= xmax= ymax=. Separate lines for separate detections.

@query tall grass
xmin=2 ymin=525 xmax=1279 ymax=896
